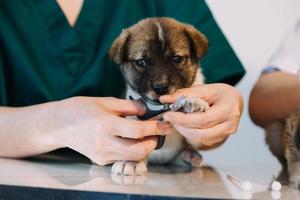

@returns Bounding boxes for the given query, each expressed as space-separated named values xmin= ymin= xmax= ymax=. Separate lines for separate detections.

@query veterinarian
xmin=249 ymin=20 xmax=300 ymax=128
xmin=0 ymin=0 xmax=245 ymax=165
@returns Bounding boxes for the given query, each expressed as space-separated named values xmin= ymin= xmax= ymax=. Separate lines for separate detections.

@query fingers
xmin=159 ymin=90 xmax=193 ymax=104
xmin=98 ymin=97 xmax=145 ymax=116
xmin=89 ymin=136 xmax=158 ymax=165
xmin=112 ymin=117 xmax=172 ymax=139
xmin=174 ymin=117 xmax=239 ymax=147
xmin=163 ymin=104 xmax=229 ymax=129
xmin=111 ymin=136 xmax=158 ymax=161
xmin=159 ymin=86 xmax=213 ymax=104
xmin=92 ymin=138 xmax=156 ymax=165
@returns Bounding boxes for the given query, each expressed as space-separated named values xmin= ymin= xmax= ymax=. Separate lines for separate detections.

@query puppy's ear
xmin=109 ymin=30 xmax=131 ymax=64
xmin=184 ymin=25 xmax=208 ymax=61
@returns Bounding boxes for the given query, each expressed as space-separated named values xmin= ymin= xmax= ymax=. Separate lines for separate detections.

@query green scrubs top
xmin=0 ymin=0 xmax=245 ymax=107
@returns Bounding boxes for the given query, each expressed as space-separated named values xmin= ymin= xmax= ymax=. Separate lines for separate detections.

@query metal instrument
xmin=130 ymin=95 xmax=187 ymax=149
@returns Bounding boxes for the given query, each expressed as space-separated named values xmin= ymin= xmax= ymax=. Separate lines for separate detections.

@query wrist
xmin=35 ymin=100 xmax=68 ymax=151
xmin=0 ymin=101 xmax=67 ymax=157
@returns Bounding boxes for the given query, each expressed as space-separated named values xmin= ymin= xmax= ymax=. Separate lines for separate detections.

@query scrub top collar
xmin=35 ymin=0 xmax=104 ymax=75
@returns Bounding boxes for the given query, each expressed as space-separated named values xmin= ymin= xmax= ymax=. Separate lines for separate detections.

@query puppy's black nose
xmin=152 ymin=83 xmax=169 ymax=95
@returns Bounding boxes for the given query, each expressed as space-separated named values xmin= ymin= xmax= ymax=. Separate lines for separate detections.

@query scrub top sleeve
xmin=267 ymin=20 xmax=300 ymax=75
xmin=155 ymin=0 xmax=245 ymax=85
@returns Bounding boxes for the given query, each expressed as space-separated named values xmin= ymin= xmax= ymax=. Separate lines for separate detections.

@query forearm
xmin=0 ymin=102 xmax=64 ymax=158
xmin=249 ymin=72 xmax=300 ymax=127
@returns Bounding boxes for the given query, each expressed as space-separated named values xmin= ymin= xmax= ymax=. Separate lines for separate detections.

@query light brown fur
xmin=266 ymin=108 xmax=300 ymax=188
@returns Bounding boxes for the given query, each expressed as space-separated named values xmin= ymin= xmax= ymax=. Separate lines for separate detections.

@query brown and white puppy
xmin=266 ymin=109 xmax=300 ymax=189
xmin=109 ymin=17 xmax=209 ymax=176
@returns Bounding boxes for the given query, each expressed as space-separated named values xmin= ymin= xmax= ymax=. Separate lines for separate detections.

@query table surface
xmin=0 ymin=151 xmax=299 ymax=200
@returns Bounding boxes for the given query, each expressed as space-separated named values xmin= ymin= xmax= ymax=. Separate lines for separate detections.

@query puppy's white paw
xmin=111 ymin=161 xmax=147 ymax=176
xmin=183 ymin=97 xmax=209 ymax=113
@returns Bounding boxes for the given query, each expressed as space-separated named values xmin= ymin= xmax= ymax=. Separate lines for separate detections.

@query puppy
xmin=109 ymin=17 xmax=209 ymax=176
xmin=266 ymin=109 xmax=300 ymax=189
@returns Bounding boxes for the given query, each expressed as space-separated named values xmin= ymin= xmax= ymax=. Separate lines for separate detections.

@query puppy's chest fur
xmin=126 ymin=68 xmax=204 ymax=164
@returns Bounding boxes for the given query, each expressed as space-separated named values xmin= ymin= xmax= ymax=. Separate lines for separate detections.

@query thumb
xmin=99 ymin=98 xmax=146 ymax=116
xmin=163 ymin=111 xmax=186 ymax=123
xmin=159 ymin=94 xmax=179 ymax=104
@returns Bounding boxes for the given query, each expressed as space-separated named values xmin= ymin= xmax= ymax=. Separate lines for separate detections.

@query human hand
xmin=54 ymin=97 xmax=171 ymax=165
xmin=159 ymin=83 xmax=243 ymax=149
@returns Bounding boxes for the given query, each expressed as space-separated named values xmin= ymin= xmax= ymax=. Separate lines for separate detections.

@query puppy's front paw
xmin=183 ymin=97 xmax=209 ymax=113
xmin=111 ymin=161 xmax=147 ymax=176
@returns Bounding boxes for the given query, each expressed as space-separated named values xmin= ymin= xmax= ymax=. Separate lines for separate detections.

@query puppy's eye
xmin=134 ymin=59 xmax=147 ymax=69
xmin=170 ymin=55 xmax=183 ymax=64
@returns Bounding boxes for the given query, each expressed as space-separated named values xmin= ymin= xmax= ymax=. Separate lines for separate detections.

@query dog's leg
xmin=183 ymin=97 xmax=209 ymax=113
xmin=170 ymin=97 xmax=207 ymax=168
xmin=111 ymin=160 xmax=147 ymax=176
xmin=287 ymin=161 xmax=300 ymax=189
xmin=265 ymin=121 xmax=290 ymax=184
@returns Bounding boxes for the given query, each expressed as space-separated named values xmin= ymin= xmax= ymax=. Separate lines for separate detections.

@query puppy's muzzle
xmin=151 ymin=81 xmax=169 ymax=95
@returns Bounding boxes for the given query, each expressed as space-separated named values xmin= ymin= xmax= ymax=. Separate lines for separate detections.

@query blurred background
xmin=202 ymin=0 xmax=300 ymax=175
